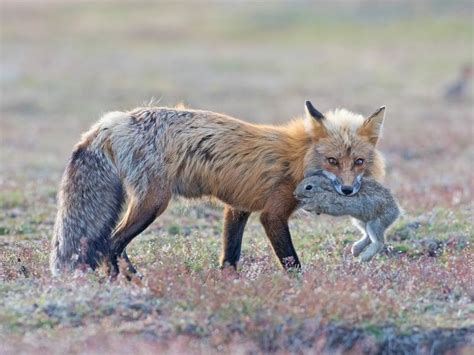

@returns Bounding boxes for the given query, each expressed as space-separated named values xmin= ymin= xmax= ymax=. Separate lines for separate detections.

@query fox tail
xmin=50 ymin=144 xmax=124 ymax=275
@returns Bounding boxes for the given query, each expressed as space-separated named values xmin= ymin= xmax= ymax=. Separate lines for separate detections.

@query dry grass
xmin=1 ymin=1 xmax=473 ymax=354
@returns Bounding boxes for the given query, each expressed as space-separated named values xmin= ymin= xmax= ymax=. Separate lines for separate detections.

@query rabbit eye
xmin=305 ymin=185 xmax=313 ymax=191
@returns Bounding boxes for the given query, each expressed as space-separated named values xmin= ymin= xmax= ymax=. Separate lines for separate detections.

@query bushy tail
xmin=50 ymin=145 xmax=124 ymax=276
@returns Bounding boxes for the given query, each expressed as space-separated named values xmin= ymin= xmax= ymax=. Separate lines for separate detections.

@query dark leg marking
xmin=260 ymin=212 xmax=301 ymax=270
xmin=220 ymin=206 xmax=251 ymax=269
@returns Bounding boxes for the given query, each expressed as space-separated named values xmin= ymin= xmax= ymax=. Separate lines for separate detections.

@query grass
xmin=1 ymin=199 xmax=472 ymax=353
xmin=1 ymin=1 xmax=473 ymax=353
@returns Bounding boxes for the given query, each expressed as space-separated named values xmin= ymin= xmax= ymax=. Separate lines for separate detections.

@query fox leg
xmin=351 ymin=218 xmax=371 ymax=257
xmin=220 ymin=205 xmax=251 ymax=269
xmin=110 ymin=185 xmax=171 ymax=274
xmin=360 ymin=220 xmax=385 ymax=262
xmin=260 ymin=187 xmax=300 ymax=270
xmin=120 ymin=250 xmax=137 ymax=274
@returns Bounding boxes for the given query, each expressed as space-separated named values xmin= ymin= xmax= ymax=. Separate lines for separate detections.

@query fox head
xmin=303 ymin=101 xmax=386 ymax=196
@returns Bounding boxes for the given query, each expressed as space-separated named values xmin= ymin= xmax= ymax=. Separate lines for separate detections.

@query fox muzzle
xmin=323 ymin=171 xmax=363 ymax=196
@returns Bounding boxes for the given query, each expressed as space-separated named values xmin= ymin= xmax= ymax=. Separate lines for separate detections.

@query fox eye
xmin=327 ymin=157 xmax=338 ymax=166
xmin=354 ymin=158 xmax=364 ymax=166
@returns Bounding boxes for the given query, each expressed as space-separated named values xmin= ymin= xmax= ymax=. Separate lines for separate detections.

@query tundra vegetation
xmin=0 ymin=2 xmax=472 ymax=354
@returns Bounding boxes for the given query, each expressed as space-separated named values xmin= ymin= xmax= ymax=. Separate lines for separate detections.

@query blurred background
xmin=1 ymin=0 xmax=472 ymax=211
xmin=1 ymin=3 xmax=473 ymax=352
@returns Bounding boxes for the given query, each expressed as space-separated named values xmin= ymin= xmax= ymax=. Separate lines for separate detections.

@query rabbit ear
xmin=321 ymin=170 xmax=338 ymax=182
xmin=359 ymin=106 xmax=386 ymax=145
xmin=304 ymin=168 xmax=323 ymax=178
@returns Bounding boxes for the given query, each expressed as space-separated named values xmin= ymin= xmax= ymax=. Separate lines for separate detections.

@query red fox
xmin=50 ymin=101 xmax=386 ymax=275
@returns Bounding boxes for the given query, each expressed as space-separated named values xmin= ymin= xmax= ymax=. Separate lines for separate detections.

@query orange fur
xmin=162 ymin=106 xmax=385 ymax=211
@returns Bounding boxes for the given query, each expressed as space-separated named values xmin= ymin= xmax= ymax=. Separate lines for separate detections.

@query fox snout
xmin=333 ymin=174 xmax=363 ymax=196
xmin=313 ymin=170 xmax=363 ymax=196
xmin=340 ymin=185 xmax=354 ymax=195
xmin=297 ymin=170 xmax=363 ymax=197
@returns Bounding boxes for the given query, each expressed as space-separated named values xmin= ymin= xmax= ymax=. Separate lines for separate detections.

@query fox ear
xmin=359 ymin=106 xmax=386 ymax=145
xmin=304 ymin=100 xmax=327 ymax=138
xmin=305 ymin=100 xmax=325 ymax=123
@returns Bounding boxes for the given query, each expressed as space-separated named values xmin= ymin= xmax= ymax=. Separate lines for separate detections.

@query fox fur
xmin=294 ymin=170 xmax=399 ymax=262
xmin=50 ymin=101 xmax=386 ymax=275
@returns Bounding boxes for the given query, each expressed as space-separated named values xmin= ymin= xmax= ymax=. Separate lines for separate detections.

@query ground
xmin=0 ymin=1 xmax=473 ymax=354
